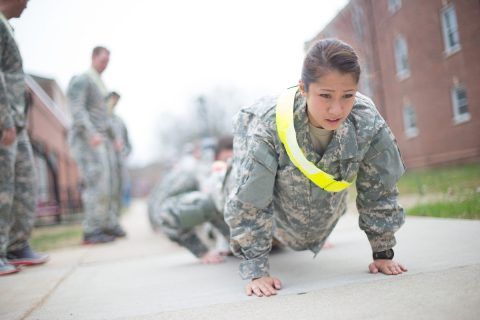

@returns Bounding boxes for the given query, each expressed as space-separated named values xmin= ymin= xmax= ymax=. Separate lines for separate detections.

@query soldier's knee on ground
xmin=172 ymin=192 xmax=220 ymax=229
xmin=152 ymin=207 xmax=183 ymax=238
xmin=149 ymin=192 xmax=221 ymax=241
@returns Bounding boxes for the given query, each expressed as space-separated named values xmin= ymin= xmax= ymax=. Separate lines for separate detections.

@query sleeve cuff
xmin=178 ymin=233 xmax=209 ymax=258
xmin=0 ymin=115 xmax=14 ymax=131
xmin=367 ymin=232 xmax=396 ymax=253
xmin=239 ymin=255 xmax=270 ymax=280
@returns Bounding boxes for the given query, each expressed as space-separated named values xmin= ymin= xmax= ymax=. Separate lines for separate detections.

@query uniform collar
xmin=0 ymin=12 xmax=15 ymax=40
xmin=87 ymin=67 xmax=109 ymax=98
xmin=292 ymin=91 xmax=358 ymax=168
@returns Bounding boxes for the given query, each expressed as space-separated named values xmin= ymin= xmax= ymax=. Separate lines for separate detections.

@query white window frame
xmin=359 ymin=63 xmax=373 ymax=97
xmin=451 ymin=84 xmax=471 ymax=124
xmin=441 ymin=4 xmax=461 ymax=56
xmin=403 ymin=104 xmax=418 ymax=139
xmin=352 ymin=5 xmax=364 ymax=39
xmin=394 ymin=35 xmax=410 ymax=80
xmin=34 ymin=156 xmax=50 ymax=202
xmin=388 ymin=0 xmax=402 ymax=14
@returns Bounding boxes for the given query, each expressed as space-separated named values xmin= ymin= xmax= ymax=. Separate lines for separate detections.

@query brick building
xmin=307 ymin=0 xmax=480 ymax=168
xmin=26 ymin=75 xmax=82 ymax=222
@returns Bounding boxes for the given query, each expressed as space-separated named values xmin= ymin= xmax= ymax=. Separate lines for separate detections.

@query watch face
xmin=386 ymin=249 xmax=393 ymax=258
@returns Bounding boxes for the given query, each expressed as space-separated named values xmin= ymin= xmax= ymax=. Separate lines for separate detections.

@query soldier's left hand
xmin=369 ymin=259 xmax=408 ymax=275
xmin=0 ymin=127 xmax=17 ymax=145
xmin=200 ymin=250 xmax=226 ymax=264
xmin=114 ymin=139 xmax=124 ymax=151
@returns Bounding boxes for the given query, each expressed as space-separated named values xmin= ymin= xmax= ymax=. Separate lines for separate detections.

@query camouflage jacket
xmin=225 ymin=91 xmax=406 ymax=280
xmin=0 ymin=14 xmax=26 ymax=131
xmin=66 ymin=70 xmax=112 ymax=139
xmin=149 ymin=155 xmax=200 ymax=208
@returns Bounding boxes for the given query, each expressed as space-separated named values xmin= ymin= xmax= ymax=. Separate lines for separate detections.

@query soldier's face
xmin=8 ymin=0 xmax=29 ymax=18
xmin=92 ymin=50 xmax=110 ymax=74
xmin=300 ymin=71 xmax=357 ymax=131
xmin=216 ymin=149 xmax=233 ymax=162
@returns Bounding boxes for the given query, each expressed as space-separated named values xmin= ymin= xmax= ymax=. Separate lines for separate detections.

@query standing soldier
xmin=108 ymin=91 xmax=130 ymax=236
xmin=67 ymin=46 xmax=122 ymax=244
xmin=0 ymin=0 xmax=49 ymax=276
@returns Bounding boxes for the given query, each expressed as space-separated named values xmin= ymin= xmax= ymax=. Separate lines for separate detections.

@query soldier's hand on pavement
xmin=89 ymin=133 xmax=103 ymax=146
xmin=0 ymin=127 xmax=17 ymax=145
xmin=246 ymin=276 xmax=282 ymax=297
xmin=369 ymin=259 xmax=408 ymax=275
xmin=200 ymin=250 xmax=225 ymax=264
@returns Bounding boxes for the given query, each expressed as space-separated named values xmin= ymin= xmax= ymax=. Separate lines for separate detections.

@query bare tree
xmin=193 ymin=86 xmax=246 ymax=138
xmin=153 ymin=85 xmax=256 ymax=165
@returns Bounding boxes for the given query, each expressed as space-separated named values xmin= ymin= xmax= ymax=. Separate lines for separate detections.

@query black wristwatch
xmin=373 ymin=248 xmax=394 ymax=260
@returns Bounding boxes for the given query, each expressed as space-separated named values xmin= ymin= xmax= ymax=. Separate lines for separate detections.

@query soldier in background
xmin=147 ymin=142 xmax=200 ymax=232
xmin=67 ymin=46 xmax=122 ymax=244
xmin=225 ymin=39 xmax=407 ymax=297
xmin=107 ymin=91 xmax=131 ymax=235
xmin=148 ymin=137 xmax=232 ymax=264
xmin=0 ymin=0 xmax=49 ymax=276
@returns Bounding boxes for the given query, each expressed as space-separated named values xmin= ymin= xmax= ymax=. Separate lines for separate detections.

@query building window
xmin=441 ymin=4 xmax=461 ymax=55
xmin=394 ymin=35 xmax=410 ymax=80
xmin=403 ymin=104 xmax=418 ymax=138
xmin=34 ymin=155 xmax=50 ymax=203
xmin=451 ymin=85 xmax=470 ymax=124
xmin=388 ymin=0 xmax=402 ymax=13
xmin=352 ymin=5 xmax=364 ymax=40
xmin=359 ymin=63 xmax=373 ymax=97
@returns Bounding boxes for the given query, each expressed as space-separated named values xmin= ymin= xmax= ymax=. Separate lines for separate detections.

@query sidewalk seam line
xmin=20 ymin=251 xmax=89 ymax=320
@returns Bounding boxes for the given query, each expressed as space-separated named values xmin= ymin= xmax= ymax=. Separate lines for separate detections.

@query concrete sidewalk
xmin=1 ymin=199 xmax=479 ymax=320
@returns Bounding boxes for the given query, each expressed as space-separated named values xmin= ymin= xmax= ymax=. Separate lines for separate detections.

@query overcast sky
xmin=11 ymin=0 xmax=348 ymax=166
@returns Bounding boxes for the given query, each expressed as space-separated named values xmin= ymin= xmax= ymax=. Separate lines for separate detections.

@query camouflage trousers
xmin=112 ymin=153 xmax=128 ymax=214
xmin=148 ymin=191 xmax=229 ymax=257
xmin=0 ymin=129 xmax=36 ymax=255
xmin=70 ymin=134 xmax=119 ymax=234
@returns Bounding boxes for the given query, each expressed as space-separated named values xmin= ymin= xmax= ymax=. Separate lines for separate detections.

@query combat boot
xmin=104 ymin=225 xmax=127 ymax=238
xmin=0 ymin=256 xmax=20 ymax=276
xmin=7 ymin=244 xmax=49 ymax=267
xmin=83 ymin=231 xmax=116 ymax=245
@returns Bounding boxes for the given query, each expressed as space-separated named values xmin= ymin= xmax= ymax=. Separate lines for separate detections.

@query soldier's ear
xmin=298 ymin=80 xmax=306 ymax=96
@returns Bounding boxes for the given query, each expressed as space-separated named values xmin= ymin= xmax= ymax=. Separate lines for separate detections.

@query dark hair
xmin=215 ymin=136 xmax=233 ymax=158
xmin=24 ymin=89 xmax=33 ymax=116
xmin=108 ymin=91 xmax=121 ymax=98
xmin=301 ymin=38 xmax=360 ymax=92
xmin=92 ymin=46 xmax=110 ymax=58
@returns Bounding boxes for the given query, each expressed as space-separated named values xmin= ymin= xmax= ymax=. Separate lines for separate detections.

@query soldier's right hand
xmin=0 ymin=127 xmax=17 ymax=145
xmin=246 ymin=276 xmax=282 ymax=297
xmin=369 ymin=259 xmax=407 ymax=275
xmin=113 ymin=139 xmax=124 ymax=151
xmin=89 ymin=133 xmax=103 ymax=147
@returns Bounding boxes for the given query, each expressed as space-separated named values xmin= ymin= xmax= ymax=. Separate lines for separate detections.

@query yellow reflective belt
xmin=276 ymin=86 xmax=351 ymax=192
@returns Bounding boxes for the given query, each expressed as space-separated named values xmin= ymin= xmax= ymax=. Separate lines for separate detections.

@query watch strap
xmin=373 ymin=248 xmax=394 ymax=260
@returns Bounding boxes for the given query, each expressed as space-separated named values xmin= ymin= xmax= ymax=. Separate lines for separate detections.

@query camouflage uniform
xmin=110 ymin=113 xmax=132 ymax=212
xmin=225 ymin=91 xmax=405 ymax=279
xmin=148 ymin=155 xmax=230 ymax=258
xmin=0 ymin=13 xmax=36 ymax=256
xmin=67 ymin=70 xmax=117 ymax=235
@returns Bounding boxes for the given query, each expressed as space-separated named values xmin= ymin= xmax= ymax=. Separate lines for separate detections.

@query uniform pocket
xmin=236 ymin=142 xmax=278 ymax=209
xmin=79 ymin=144 xmax=104 ymax=184
xmin=363 ymin=128 xmax=405 ymax=190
